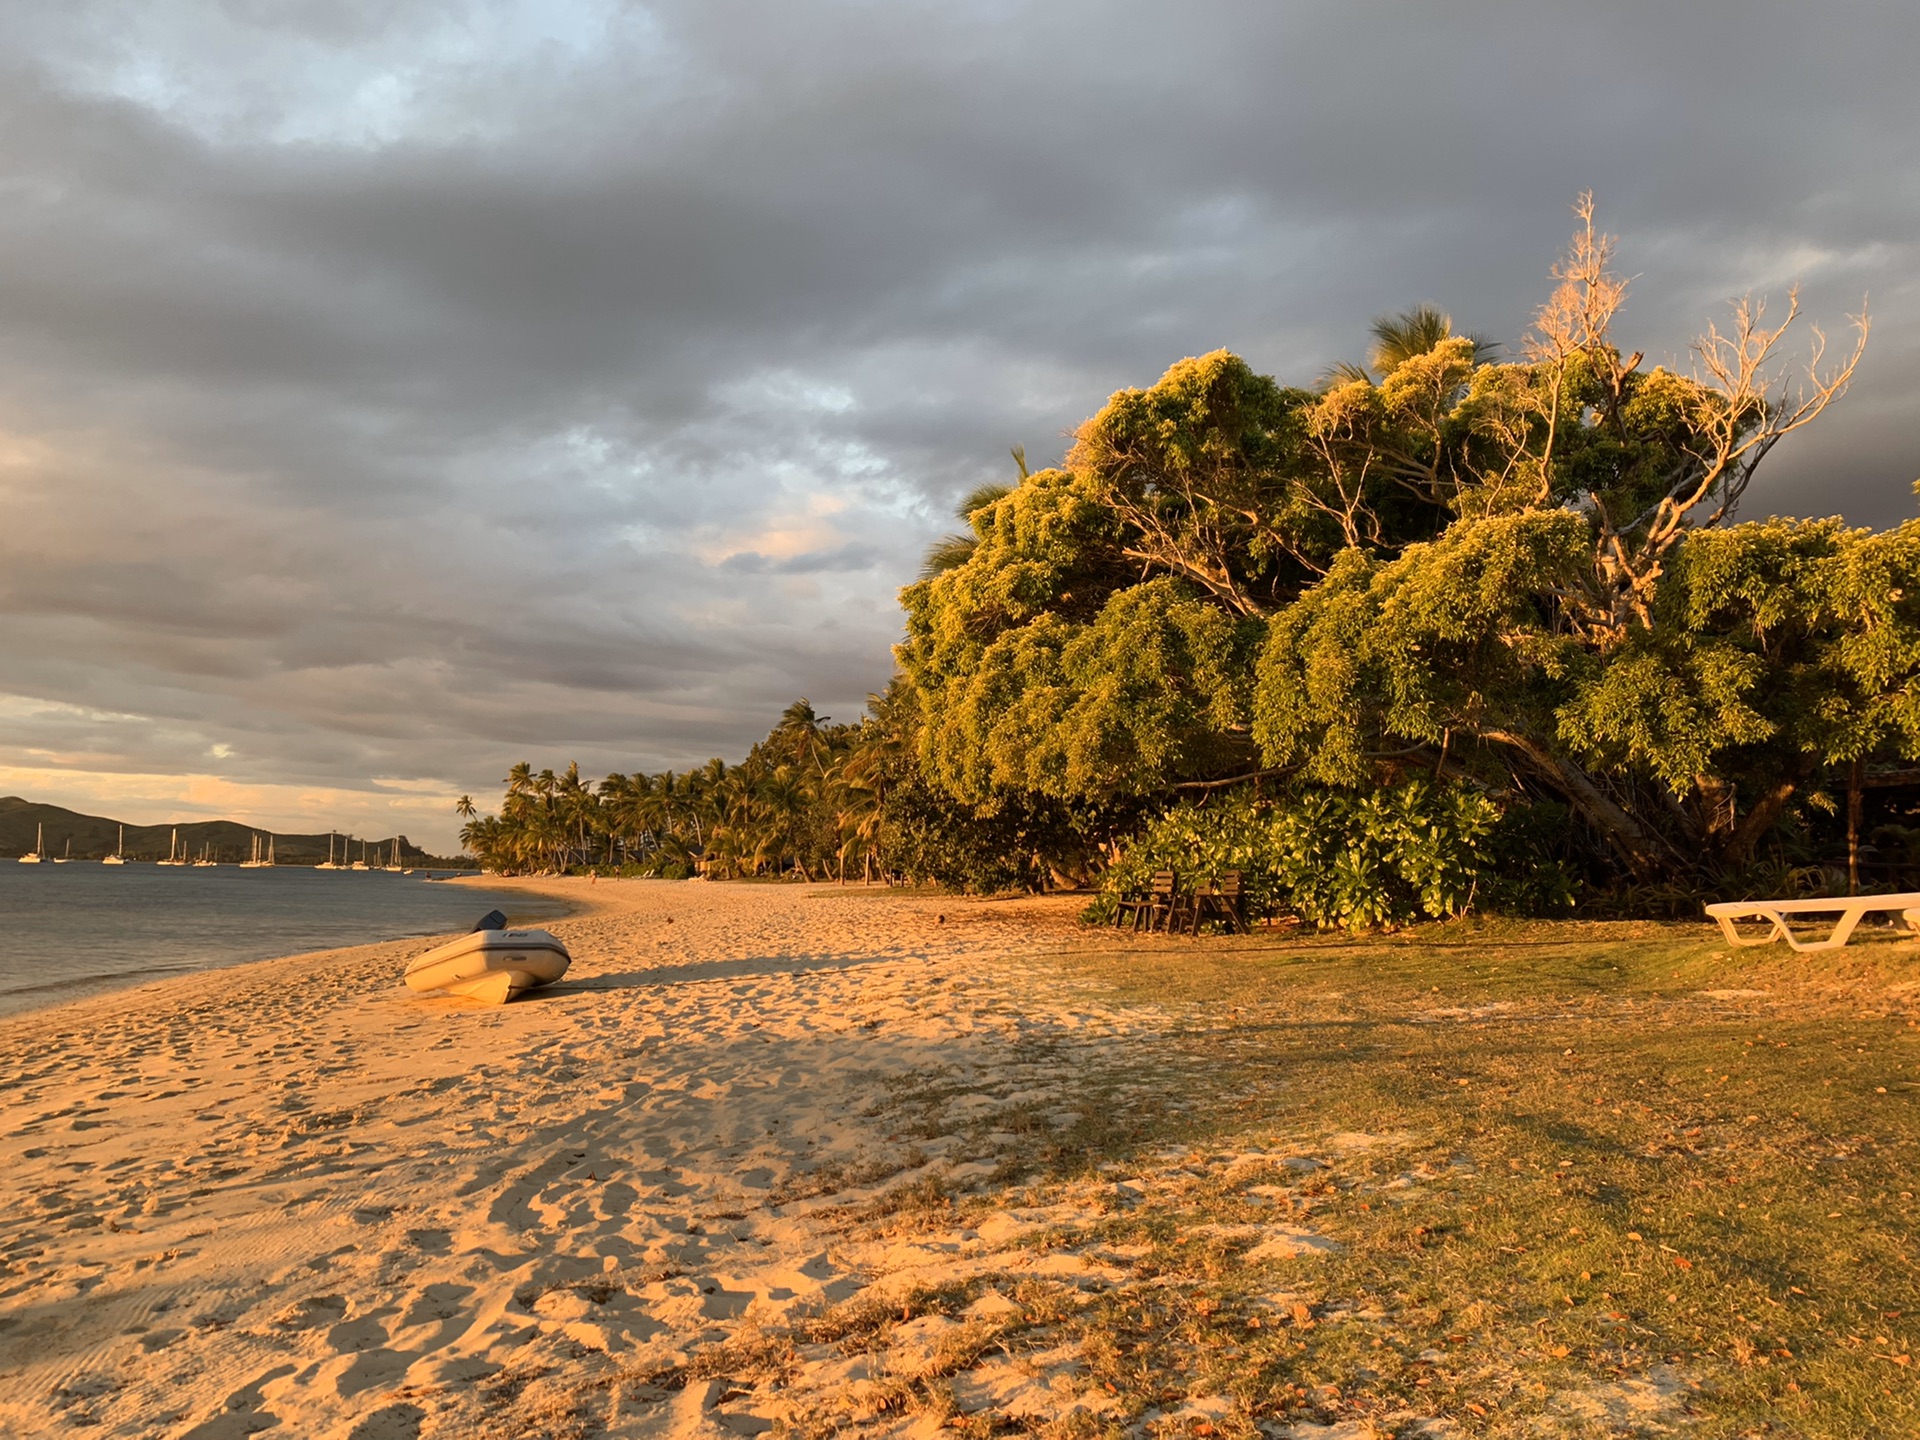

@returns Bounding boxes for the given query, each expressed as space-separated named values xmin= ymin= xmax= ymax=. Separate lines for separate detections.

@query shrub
xmin=1089 ymin=781 xmax=1573 ymax=931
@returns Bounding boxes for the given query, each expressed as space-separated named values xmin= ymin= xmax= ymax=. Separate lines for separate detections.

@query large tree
xmin=898 ymin=198 xmax=1887 ymax=883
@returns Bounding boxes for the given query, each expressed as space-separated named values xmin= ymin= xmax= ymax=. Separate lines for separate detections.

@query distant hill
xmin=0 ymin=797 xmax=470 ymax=866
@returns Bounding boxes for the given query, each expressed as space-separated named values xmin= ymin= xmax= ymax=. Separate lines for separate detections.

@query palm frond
xmin=919 ymin=533 xmax=978 ymax=578
xmin=956 ymin=482 xmax=1012 ymax=523
xmin=1369 ymin=304 xmax=1456 ymax=370
xmin=1366 ymin=304 xmax=1500 ymax=372
xmin=1318 ymin=359 xmax=1374 ymax=389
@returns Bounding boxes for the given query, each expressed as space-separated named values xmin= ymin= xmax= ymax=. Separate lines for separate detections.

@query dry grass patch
xmin=1007 ymin=915 xmax=1920 ymax=1438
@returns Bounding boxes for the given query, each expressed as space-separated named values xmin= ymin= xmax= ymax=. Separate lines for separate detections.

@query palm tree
xmin=775 ymin=699 xmax=832 ymax=775
xmin=918 ymin=534 xmax=981 ymax=579
xmin=459 ymin=814 xmax=495 ymax=866
xmin=471 ymin=685 xmax=914 ymax=884
xmin=1321 ymin=304 xmax=1499 ymax=387
xmin=701 ymin=767 xmax=754 ymax=878
xmin=694 ymin=758 xmax=727 ymax=844
xmin=824 ymin=746 xmax=885 ymax=883
xmin=1370 ymin=304 xmax=1463 ymax=369
xmin=599 ymin=771 xmax=652 ymax=863
xmin=918 ymin=466 xmax=1021 ymax=578
xmin=555 ymin=761 xmax=597 ymax=870
xmin=674 ymin=769 xmax=708 ymax=847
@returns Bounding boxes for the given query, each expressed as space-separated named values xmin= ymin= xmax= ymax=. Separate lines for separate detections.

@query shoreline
xmin=5 ymin=884 xmax=1913 ymax=1435
xmin=0 ymin=879 xmax=1127 ymax=1438
xmin=0 ymin=871 xmax=594 ymax=1028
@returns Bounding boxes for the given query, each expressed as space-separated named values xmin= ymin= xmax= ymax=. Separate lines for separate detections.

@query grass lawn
xmin=966 ymin=917 xmax=1920 ymax=1438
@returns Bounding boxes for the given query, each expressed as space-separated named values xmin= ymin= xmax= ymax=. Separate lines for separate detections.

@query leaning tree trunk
xmin=1480 ymin=729 xmax=1686 ymax=880
xmin=1720 ymin=755 xmax=1820 ymax=866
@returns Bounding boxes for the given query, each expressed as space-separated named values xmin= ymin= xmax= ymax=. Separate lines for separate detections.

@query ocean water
xmin=0 ymin=863 xmax=561 ymax=1018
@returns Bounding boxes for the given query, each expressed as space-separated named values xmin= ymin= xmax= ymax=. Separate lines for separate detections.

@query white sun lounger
xmin=1704 ymin=892 xmax=1920 ymax=952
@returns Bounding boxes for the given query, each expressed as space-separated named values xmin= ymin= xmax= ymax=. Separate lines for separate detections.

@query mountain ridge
xmin=0 ymin=796 xmax=464 ymax=865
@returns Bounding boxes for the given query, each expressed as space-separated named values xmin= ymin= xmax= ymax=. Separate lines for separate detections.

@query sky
xmin=1 ymin=1 xmax=1916 ymax=852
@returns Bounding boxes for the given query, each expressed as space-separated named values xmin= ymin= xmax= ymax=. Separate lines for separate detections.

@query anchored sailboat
xmin=18 ymin=823 xmax=44 ymax=864
xmin=54 ymin=838 xmax=73 ymax=863
xmin=350 ymin=839 xmax=370 ymax=871
xmin=158 ymin=828 xmax=187 ymax=866
xmin=240 ymin=833 xmax=273 ymax=869
xmin=317 ymin=831 xmax=343 ymax=870
xmin=103 ymin=825 xmax=127 ymax=864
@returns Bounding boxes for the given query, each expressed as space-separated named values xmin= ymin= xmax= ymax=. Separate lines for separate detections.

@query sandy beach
xmin=1 ymin=878 xmax=1294 ymax=1439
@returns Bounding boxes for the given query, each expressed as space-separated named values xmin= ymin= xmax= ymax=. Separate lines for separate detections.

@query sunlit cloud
xmin=0 ymin=1 xmax=1915 ymax=854
xmin=0 ymin=766 xmax=463 ymax=847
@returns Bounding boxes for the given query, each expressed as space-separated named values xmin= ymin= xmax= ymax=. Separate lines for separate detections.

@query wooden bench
xmin=1114 ymin=870 xmax=1179 ymax=932
xmin=1704 ymin=892 xmax=1920 ymax=952
xmin=1185 ymin=871 xmax=1248 ymax=935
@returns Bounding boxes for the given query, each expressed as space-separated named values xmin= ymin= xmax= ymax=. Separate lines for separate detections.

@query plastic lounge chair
xmin=1704 ymin=891 xmax=1920 ymax=952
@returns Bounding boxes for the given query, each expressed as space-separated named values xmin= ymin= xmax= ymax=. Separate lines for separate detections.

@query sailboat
xmin=350 ymin=839 xmax=370 ymax=872
xmin=193 ymin=839 xmax=218 ymax=867
xmin=240 ymin=833 xmax=272 ymax=869
xmin=103 ymin=825 xmax=127 ymax=864
xmin=157 ymin=827 xmax=187 ymax=866
xmin=54 ymin=838 xmax=73 ymax=863
xmin=389 ymin=837 xmax=403 ymax=871
xmin=316 ymin=831 xmax=343 ymax=870
xmin=18 ymin=823 xmax=44 ymax=864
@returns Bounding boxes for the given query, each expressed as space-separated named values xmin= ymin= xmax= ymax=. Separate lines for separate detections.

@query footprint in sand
xmin=0 ymin=884 xmax=1159 ymax=1437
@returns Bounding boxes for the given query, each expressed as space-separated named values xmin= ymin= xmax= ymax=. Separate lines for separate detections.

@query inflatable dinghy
xmin=405 ymin=911 xmax=570 ymax=1004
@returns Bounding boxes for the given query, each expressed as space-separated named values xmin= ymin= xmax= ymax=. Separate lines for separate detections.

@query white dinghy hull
xmin=404 ymin=928 xmax=571 ymax=1004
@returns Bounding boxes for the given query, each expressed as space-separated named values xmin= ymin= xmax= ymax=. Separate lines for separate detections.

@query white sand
xmin=1 ymin=879 xmax=1273 ymax=1438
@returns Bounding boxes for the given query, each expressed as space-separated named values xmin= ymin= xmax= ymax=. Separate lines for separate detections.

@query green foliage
xmin=908 ymin=577 xmax=1260 ymax=805
xmin=1669 ymin=514 xmax=1920 ymax=763
xmin=894 ymin=206 xmax=1883 ymax=893
xmin=1480 ymin=800 xmax=1582 ymax=916
xmin=1252 ymin=511 xmax=1592 ymax=783
xmin=460 ymin=674 xmax=1132 ymax=890
xmin=475 ymin=209 xmax=1891 ymax=910
xmin=1090 ymin=782 xmax=1562 ymax=932
xmin=1085 ymin=791 xmax=1288 ymax=924
xmin=1559 ymin=517 xmax=1920 ymax=800
xmin=882 ymin=770 xmax=1080 ymax=894
xmin=1554 ymin=632 xmax=1773 ymax=795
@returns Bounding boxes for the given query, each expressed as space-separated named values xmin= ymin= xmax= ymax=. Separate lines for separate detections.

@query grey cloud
xmin=2 ymin=0 xmax=1918 ymax=846
xmin=717 ymin=544 xmax=887 ymax=576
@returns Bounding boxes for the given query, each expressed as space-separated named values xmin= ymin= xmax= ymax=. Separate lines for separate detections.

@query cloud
xmin=0 ymin=763 xmax=461 ymax=847
xmin=1 ymin=0 xmax=1917 ymax=848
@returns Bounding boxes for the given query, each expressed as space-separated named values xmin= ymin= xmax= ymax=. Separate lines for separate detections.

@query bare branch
xmin=1647 ymin=290 xmax=1869 ymax=553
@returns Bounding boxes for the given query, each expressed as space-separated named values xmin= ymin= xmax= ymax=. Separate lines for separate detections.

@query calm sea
xmin=0 ymin=863 xmax=561 ymax=1018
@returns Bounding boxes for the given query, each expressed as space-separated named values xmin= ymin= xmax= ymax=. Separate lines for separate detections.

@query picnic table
xmin=1112 ymin=870 xmax=1248 ymax=934
xmin=1704 ymin=892 xmax=1920 ymax=952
